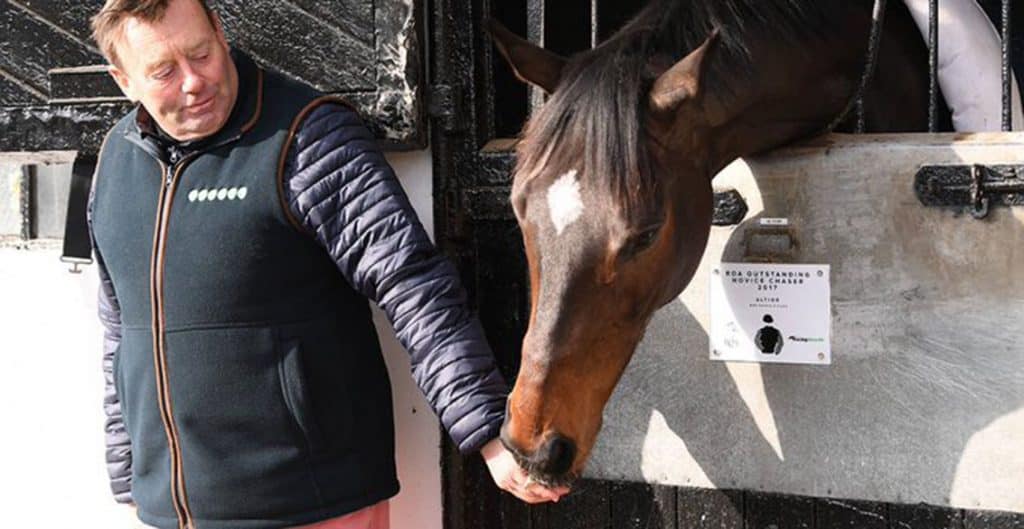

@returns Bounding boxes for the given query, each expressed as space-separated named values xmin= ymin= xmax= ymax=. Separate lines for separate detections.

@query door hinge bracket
xmin=428 ymin=84 xmax=465 ymax=134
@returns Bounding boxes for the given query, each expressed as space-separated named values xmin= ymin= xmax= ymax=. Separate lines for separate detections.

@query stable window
xmin=485 ymin=0 xmax=1023 ymax=140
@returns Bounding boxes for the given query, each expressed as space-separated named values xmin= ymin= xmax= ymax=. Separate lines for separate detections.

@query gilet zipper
xmin=151 ymin=156 xmax=198 ymax=529
xmin=131 ymin=119 xmax=246 ymax=529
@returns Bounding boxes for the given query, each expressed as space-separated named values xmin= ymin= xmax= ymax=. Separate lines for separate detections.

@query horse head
xmin=487 ymin=0 xmax=932 ymax=486
xmin=488 ymin=19 xmax=729 ymax=486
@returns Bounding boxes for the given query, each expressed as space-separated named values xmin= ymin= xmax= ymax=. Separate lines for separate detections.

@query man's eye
xmin=152 ymin=68 xmax=173 ymax=80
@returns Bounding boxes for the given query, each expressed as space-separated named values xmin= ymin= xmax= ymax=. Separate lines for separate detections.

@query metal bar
xmin=527 ymin=0 xmax=546 ymax=113
xmin=823 ymin=0 xmax=886 ymax=133
xmin=855 ymin=99 xmax=865 ymax=133
xmin=591 ymin=0 xmax=599 ymax=48
xmin=1002 ymin=0 xmax=1013 ymax=131
xmin=941 ymin=180 xmax=1024 ymax=193
xmin=19 ymin=165 xmax=34 ymax=241
xmin=928 ymin=0 xmax=939 ymax=132
xmin=857 ymin=0 xmax=888 ymax=133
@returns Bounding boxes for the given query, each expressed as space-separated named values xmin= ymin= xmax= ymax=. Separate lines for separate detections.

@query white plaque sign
xmin=709 ymin=263 xmax=831 ymax=365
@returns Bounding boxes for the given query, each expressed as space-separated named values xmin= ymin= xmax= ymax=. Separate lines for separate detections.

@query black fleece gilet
xmin=90 ymin=51 xmax=399 ymax=529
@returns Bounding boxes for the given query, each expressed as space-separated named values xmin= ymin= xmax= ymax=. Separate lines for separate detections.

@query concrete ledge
xmin=589 ymin=132 xmax=1024 ymax=513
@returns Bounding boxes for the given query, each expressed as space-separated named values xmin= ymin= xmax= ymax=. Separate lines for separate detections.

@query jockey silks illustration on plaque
xmin=710 ymin=263 xmax=832 ymax=365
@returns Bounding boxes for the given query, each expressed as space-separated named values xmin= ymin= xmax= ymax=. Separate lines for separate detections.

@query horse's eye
xmin=621 ymin=225 xmax=662 ymax=260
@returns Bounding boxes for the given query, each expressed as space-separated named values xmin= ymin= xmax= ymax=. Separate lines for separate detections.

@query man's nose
xmin=181 ymin=65 xmax=206 ymax=95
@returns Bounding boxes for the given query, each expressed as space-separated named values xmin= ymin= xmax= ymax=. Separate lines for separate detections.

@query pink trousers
xmin=139 ymin=501 xmax=389 ymax=529
xmin=289 ymin=501 xmax=390 ymax=529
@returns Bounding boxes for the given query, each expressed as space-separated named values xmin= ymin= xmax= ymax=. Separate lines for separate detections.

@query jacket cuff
xmin=457 ymin=412 xmax=505 ymax=454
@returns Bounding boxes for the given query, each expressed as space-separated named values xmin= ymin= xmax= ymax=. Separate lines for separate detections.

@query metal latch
xmin=914 ymin=164 xmax=1024 ymax=219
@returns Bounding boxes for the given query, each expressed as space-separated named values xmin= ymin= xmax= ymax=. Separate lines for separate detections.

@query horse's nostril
xmin=539 ymin=435 xmax=576 ymax=476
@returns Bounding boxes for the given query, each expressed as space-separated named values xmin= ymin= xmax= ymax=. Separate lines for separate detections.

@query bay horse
xmin=488 ymin=0 xmax=937 ymax=486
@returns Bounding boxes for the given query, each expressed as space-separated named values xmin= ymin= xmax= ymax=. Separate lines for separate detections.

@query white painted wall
xmin=378 ymin=150 xmax=444 ymax=529
xmin=0 ymin=150 xmax=443 ymax=528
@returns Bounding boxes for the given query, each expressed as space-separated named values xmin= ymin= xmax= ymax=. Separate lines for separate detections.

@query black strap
xmin=60 ymin=155 xmax=96 ymax=272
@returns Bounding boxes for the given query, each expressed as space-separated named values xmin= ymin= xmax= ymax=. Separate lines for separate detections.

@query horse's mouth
xmin=510 ymin=450 xmax=580 ymax=489
xmin=500 ymin=429 xmax=580 ymax=489
xmin=527 ymin=469 xmax=579 ymax=490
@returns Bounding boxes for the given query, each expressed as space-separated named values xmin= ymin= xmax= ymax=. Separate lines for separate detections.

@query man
xmin=87 ymin=1 xmax=567 ymax=527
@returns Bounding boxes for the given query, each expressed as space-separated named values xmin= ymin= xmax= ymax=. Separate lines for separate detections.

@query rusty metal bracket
xmin=914 ymin=164 xmax=1024 ymax=219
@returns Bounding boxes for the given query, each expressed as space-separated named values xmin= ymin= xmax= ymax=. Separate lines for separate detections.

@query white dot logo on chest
xmin=547 ymin=169 xmax=585 ymax=235
xmin=186 ymin=186 xmax=248 ymax=203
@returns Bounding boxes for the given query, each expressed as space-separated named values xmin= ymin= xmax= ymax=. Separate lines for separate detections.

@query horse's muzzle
xmin=536 ymin=434 xmax=576 ymax=476
xmin=500 ymin=420 xmax=578 ymax=484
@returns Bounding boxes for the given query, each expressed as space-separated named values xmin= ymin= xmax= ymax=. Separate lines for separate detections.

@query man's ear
xmin=485 ymin=18 xmax=566 ymax=94
xmin=648 ymin=29 xmax=722 ymax=123
xmin=108 ymin=65 xmax=136 ymax=102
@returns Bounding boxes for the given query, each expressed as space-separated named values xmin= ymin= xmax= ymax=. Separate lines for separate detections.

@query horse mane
xmin=516 ymin=0 xmax=850 ymax=224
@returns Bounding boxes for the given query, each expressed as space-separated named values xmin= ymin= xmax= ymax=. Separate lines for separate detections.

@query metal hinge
xmin=428 ymin=84 xmax=465 ymax=134
xmin=914 ymin=164 xmax=1024 ymax=219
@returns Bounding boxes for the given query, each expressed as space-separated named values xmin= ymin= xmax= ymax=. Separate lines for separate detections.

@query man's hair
xmin=91 ymin=0 xmax=216 ymax=66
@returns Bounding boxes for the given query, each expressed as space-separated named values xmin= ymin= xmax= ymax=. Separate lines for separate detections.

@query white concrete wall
xmin=0 ymin=164 xmax=23 ymax=234
xmin=0 ymin=151 xmax=443 ymax=528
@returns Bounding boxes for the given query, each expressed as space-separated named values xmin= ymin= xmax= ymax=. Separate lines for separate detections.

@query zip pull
xmin=168 ymin=145 xmax=184 ymax=166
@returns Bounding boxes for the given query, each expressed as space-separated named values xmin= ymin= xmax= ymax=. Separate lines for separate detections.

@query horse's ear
xmin=649 ymin=29 xmax=721 ymax=119
xmin=486 ymin=18 xmax=567 ymax=93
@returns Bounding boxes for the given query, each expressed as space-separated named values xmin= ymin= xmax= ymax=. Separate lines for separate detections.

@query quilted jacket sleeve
xmin=87 ymin=171 xmax=134 ymax=504
xmin=282 ymin=102 xmax=508 ymax=454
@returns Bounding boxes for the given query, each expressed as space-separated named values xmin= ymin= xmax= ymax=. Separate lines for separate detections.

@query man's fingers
xmin=531 ymin=483 xmax=563 ymax=502
xmin=480 ymin=437 xmax=572 ymax=504
xmin=509 ymin=482 xmax=552 ymax=503
xmin=501 ymin=477 xmax=567 ymax=504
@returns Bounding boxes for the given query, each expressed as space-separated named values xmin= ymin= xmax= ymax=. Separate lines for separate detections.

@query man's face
xmin=109 ymin=0 xmax=238 ymax=142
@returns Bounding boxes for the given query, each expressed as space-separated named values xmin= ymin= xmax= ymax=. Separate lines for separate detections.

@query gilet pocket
xmin=277 ymin=338 xmax=325 ymax=454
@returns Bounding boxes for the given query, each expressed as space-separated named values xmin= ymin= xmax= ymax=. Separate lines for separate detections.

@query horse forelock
xmin=515 ymin=43 xmax=661 ymax=227
xmin=515 ymin=0 xmax=846 ymax=227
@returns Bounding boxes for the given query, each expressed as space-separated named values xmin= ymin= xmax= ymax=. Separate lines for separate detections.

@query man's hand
xmin=480 ymin=437 xmax=571 ymax=504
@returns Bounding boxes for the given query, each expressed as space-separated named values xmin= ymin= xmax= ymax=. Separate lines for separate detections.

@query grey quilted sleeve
xmin=282 ymin=102 xmax=508 ymax=453
xmin=88 ymin=173 xmax=133 ymax=504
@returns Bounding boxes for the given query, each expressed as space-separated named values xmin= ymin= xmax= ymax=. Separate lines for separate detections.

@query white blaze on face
xmin=547 ymin=169 xmax=584 ymax=235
